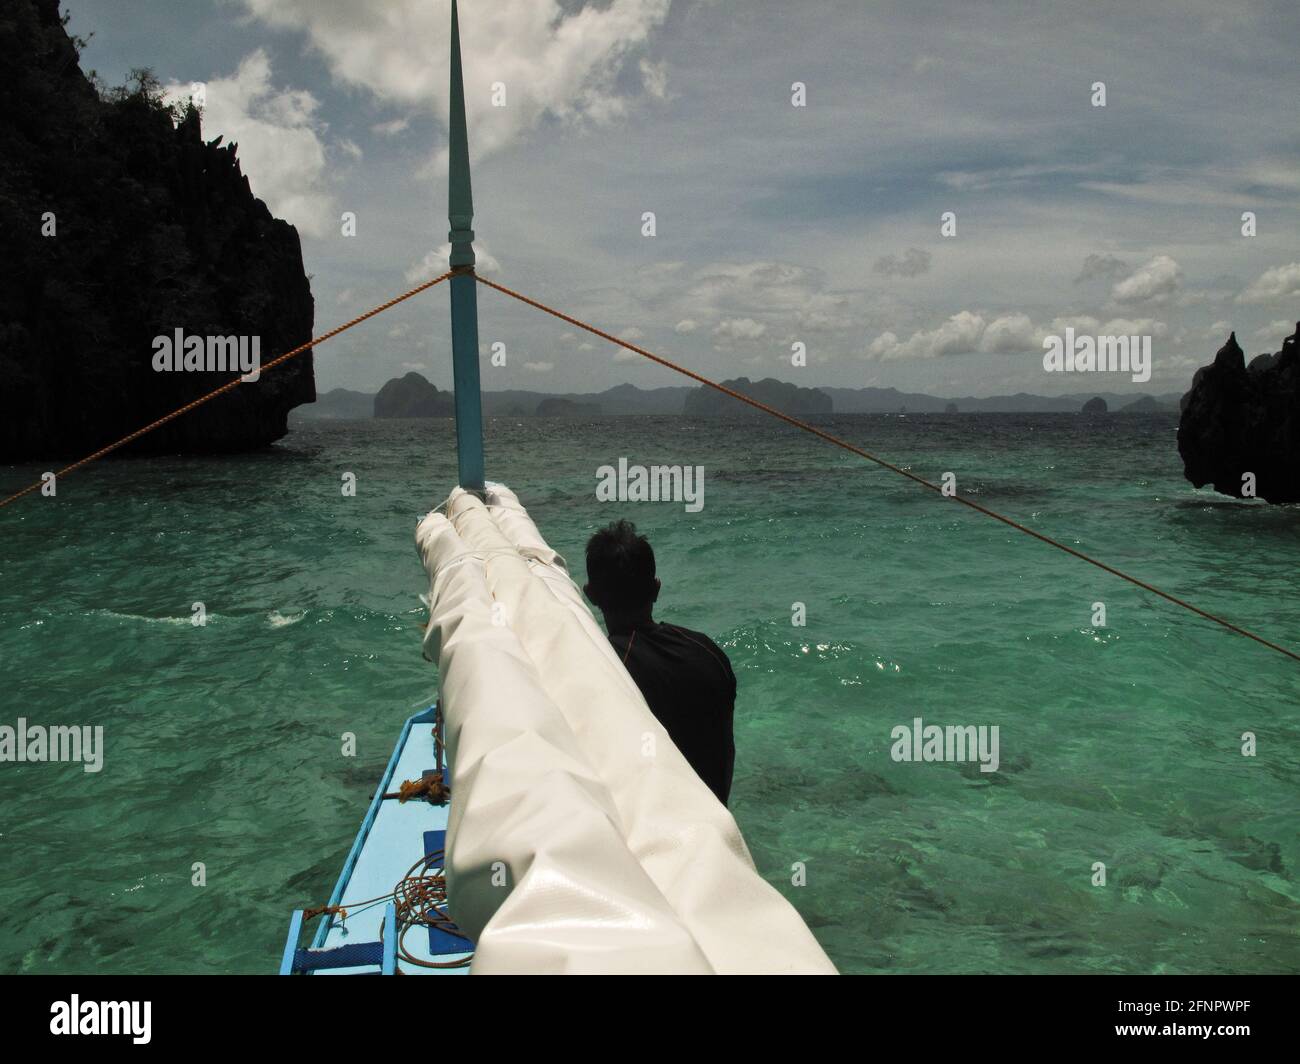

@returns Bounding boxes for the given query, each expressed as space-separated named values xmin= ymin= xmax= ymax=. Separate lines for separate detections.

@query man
xmin=583 ymin=519 xmax=737 ymax=805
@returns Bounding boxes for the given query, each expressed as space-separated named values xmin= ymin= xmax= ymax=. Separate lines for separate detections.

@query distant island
xmin=306 ymin=388 xmax=372 ymax=419
xmin=1119 ymin=395 xmax=1158 ymax=413
xmin=373 ymin=372 xmax=454 ymax=418
xmin=682 ymin=377 xmax=832 ymax=417
xmin=296 ymin=371 xmax=1183 ymax=420
xmin=536 ymin=397 xmax=601 ymax=416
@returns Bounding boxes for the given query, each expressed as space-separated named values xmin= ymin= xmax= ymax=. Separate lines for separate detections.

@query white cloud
xmin=714 ymin=317 xmax=768 ymax=342
xmin=1096 ymin=317 xmax=1168 ymax=338
xmin=610 ymin=328 xmax=646 ymax=361
xmin=1049 ymin=316 xmax=1167 ymax=339
xmin=623 ymin=261 xmax=854 ymax=341
xmin=1174 ymin=289 xmax=1231 ymax=308
xmin=405 ymin=242 xmax=502 ymax=282
xmin=238 ymin=0 xmax=672 ymax=168
xmin=938 ymin=162 xmax=1101 ymax=193
xmin=1237 ymin=263 xmax=1300 ymax=304
xmin=523 ymin=360 xmax=554 ymax=373
xmin=640 ymin=58 xmax=668 ymax=99
xmin=1112 ymin=255 xmax=1182 ymax=305
xmin=1050 ymin=315 xmax=1101 ymax=334
xmin=164 ymin=50 xmax=335 ymax=237
xmin=867 ymin=311 xmax=1167 ymax=362
xmin=980 ymin=313 xmax=1039 ymax=353
xmin=1253 ymin=320 xmax=1293 ymax=343
xmin=873 ymin=248 xmax=931 ymax=278
xmin=868 ymin=311 xmax=991 ymax=361
xmin=372 ymin=117 xmax=410 ymax=136
xmin=1047 ymin=316 xmax=1168 ymax=343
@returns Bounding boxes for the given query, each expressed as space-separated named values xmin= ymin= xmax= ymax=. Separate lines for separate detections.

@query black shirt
xmin=607 ymin=622 xmax=737 ymax=805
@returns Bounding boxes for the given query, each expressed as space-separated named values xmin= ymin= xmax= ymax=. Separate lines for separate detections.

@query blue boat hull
xmin=280 ymin=705 xmax=473 ymax=975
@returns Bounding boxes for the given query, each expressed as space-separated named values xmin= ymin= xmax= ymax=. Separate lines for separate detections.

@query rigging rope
xmin=1 ymin=260 xmax=1291 ymax=664
xmin=302 ymin=848 xmax=473 ymax=972
xmin=474 ymin=273 xmax=1300 ymax=665
xmin=0 ymin=272 xmax=454 ymax=510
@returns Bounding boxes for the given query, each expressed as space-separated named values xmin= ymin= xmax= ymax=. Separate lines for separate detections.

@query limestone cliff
xmin=1178 ymin=326 xmax=1299 ymax=503
xmin=0 ymin=0 xmax=314 ymax=460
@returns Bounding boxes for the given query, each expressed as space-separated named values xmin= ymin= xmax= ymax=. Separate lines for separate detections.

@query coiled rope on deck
xmin=475 ymin=273 xmax=1300 ymax=665
xmin=0 ymin=272 xmax=454 ymax=510
xmin=392 ymin=849 xmax=473 ymax=971
xmin=302 ymin=848 xmax=473 ymax=972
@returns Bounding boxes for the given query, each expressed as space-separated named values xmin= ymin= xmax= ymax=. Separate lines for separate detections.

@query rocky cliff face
xmin=684 ymin=377 xmax=833 ymax=417
xmin=1177 ymin=326 xmax=1299 ymax=503
xmin=0 ymin=0 xmax=314 ymax=461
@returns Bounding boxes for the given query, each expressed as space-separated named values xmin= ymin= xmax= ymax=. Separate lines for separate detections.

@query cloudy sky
xmin=66 ymin=0 xmax=1300 ymax=397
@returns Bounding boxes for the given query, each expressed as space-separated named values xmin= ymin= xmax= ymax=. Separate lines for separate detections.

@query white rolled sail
xmin=416 ymin=483 xmax=836 ymax=974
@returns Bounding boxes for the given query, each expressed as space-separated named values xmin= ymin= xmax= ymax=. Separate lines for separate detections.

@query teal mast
xmin=447 ymin=0 xmax=485 ymax=491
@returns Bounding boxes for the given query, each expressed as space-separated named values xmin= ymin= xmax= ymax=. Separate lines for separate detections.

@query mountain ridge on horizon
xmin=295 ymin=372 xmax=1185 ymax=419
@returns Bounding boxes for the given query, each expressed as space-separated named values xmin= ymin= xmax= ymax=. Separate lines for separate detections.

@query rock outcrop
xmin=0 ymin=0 xmax=314 ymax=461
xmin=373 ymin=372 xmax=454 ymax=418
xmin=1081 ymin=396 xmax=1109 ymax=414
xmin=684 ymin=377 xmax=833 ymax=418
xmin=1178 ymin=326 xmax=1300 ymax=503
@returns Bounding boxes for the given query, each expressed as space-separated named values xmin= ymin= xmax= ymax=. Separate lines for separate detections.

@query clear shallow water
xmin=0 ymin=413 xmax=1296 ymax=974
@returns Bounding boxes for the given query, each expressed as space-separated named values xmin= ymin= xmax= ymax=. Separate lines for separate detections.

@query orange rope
xmin=296 ymin=849 xmax=472 ymax=972
xmin=475 ymin=273 xmax=1300 ymax=665
xmin=393 ymin=849 xmax=472 ymax=970
xmin=0 ymin=272 xmax=454 ymax=510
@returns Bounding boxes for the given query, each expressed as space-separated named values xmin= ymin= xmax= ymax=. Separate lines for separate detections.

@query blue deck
xmin=281 ymin=705 xmax=473 ymax=975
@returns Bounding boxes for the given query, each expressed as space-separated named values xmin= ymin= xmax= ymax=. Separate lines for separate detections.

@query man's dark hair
xmin=585 ymin=520 xmax=657 ymax=612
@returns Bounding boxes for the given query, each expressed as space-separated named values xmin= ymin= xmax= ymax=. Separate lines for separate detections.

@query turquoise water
xmin=1 ymin=413 xmax=1296 ymax=974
